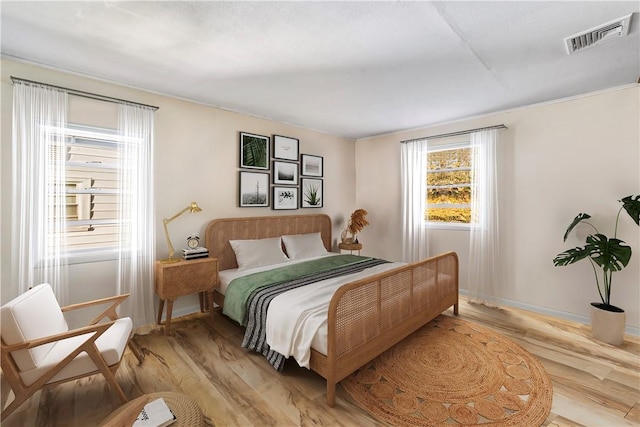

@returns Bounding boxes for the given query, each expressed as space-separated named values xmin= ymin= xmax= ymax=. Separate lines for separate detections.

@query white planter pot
xmin=590 ymin=303 xmax=626 ymax=346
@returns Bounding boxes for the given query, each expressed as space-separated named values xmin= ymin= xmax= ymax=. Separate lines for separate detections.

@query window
xmin=51 ymin=125 xmax=123 ymax=255
xmin=13 ymin=80 xmax=156 ymax=323
xmin=426 ymin=144 xmax=471 ymax=224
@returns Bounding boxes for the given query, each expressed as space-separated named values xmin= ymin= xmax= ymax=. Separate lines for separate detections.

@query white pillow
xmin=229 ymin=237 xmax=288 ymax=270
xmin=282 ymin=232 xmax=328 ymax=260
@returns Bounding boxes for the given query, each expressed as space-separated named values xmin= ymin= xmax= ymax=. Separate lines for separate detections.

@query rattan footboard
xmin=309 ymin=251 xmax=459 ymax=406
xmin=204 ymin=215 xmax=459 ymax=407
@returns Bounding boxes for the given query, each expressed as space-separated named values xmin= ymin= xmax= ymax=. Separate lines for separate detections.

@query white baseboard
xmin=459 ymin=289 xmax=640 ymax=337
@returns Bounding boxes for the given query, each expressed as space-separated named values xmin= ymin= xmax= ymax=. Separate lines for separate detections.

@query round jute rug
xmin=342 ymin=315 xmax=553 ymax=426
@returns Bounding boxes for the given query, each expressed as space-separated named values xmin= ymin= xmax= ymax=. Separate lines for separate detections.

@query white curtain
xmin=117 ymin=102 xmax=156 ymax=328
xmin=401 ymin=139 xmax=429 ymax=262
xmin=12 ymin=82 xmax=69 ymax=303
xmin=468 ymin=129 xmax=501 ymax=306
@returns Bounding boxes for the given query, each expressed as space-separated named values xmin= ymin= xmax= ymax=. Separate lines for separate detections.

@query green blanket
xmin=223 ymin=254 xmax=374 ymax=325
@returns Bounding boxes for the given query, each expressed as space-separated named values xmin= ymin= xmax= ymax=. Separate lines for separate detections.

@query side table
xmin=100 ymin=391 xmax=204 ymax=426
xmin=155 ymin=257 xmax=218 ymax=335
xmin=338 ymin=242 xmax=362 ymax=255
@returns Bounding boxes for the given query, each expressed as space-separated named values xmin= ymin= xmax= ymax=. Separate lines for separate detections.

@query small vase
xmin=341 ymin=229 xmax=354 ymax=244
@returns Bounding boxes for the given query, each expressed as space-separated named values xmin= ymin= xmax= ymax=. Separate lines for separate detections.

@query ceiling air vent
xmin=564 ymin=13 xmax=633 ymax=55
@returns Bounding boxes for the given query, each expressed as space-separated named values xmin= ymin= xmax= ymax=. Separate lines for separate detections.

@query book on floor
xmin=133 ymin=397 xmax=176 ymax=427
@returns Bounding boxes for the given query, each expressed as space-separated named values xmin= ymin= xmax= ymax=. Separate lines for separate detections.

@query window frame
xmin=44 ymin=124 xmax=130 ymax=265
xmin=426 ymin=141 xmax=472 ymax=230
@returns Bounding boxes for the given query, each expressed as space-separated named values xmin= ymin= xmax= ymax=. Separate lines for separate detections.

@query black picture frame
xmin=240 ymin=132 xmax=269 ymax=169
xmin=239 ymin=171 xmax=269 ymax=207
xmin=272 ymin=160 xmax=298 ymax=185
xmin=272 ymin=186 xmax=298 ymax=210
xmin=301 ymin=154 xmax=323 ymax=177
xmin=301 ymin=178 xmax=323 ymax=208
xmin=273 ymin=135 xmax=299 ymax=161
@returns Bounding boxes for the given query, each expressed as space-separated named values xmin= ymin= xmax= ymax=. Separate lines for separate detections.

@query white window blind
xmin=50 ymin=126 xmax=124 ymax=253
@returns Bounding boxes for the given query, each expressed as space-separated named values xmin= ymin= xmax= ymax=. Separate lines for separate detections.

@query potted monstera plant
xmin=553 ymin=195 xmax=640 ymax=345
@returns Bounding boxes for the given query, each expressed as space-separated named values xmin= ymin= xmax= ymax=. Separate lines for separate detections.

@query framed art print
xmin=301 ymin=178 xmax=323 ymax=208
xmin=301 ymin=154 xmax=323 ymax=177
xmin=273 ymin=186 xmax=298 ymax=210
xmin=240 ymin=132 xmax=269 ymax=169
xmin=273 ymin=135 xmax=299 ymax=161
xmin=272 ymin=160 xmax=298 ymax=185
xmin=239 ymin=171 xmax=269 ymax=207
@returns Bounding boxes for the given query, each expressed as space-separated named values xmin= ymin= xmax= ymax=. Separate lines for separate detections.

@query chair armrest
xmin=1 ymin=321 xmax=115 ymax=353
xmin=62 ymin=294 xmax=130 ymax=325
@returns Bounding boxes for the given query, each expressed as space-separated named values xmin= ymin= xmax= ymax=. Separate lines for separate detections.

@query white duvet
xmin=265 ymin=261 xmax=404 ymax=369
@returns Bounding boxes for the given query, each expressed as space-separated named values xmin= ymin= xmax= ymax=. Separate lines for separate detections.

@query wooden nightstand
xmin=339 ymin=242 xmax=362 ymax=255
xmin=155 ymin=257 xmax=218 ymax=335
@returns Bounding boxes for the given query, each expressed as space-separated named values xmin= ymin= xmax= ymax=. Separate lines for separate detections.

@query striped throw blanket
xmin=240 ymin=257 xmax=389 ymax=370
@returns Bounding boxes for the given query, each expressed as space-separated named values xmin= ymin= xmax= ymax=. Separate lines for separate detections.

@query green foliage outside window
xmin=426 ymin=147 xmax=471 ymax=223
xmin=427 ymin=147 xmax=470 ymax=170
xmin=427 ymin=170 xmax=470 ymax=186
xmin=428 ymin=207 xmax=471 ymax=223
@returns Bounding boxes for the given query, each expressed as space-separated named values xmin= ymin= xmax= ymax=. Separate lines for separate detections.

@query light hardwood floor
xmin=2 ymin=297 xmax=639 ymax=426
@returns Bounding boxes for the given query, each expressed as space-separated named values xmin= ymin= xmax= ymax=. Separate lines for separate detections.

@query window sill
xmin=44 ymin=248 xmax=123 ymax=265
xmin=426 ymin=222 xmax=471 ymax=231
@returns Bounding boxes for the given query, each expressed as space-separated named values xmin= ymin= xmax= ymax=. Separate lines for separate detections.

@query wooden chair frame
xmin=1 ymin=293 xmax=144 ymax=419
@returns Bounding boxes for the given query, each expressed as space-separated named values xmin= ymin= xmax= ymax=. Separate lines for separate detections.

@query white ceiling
xmin=1 ymin=1 xmax=639 ymax=140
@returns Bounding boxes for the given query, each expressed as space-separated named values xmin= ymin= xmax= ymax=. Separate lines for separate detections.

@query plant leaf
xmin=620 ymin=195 xmax=640 ymax=226
xmin=563 ymin=213 xmax=591 ymax=242
xmin=243 ymin=137 xmax=267 ymax=168
xmin=585 ymin=234 xmax=632 ymax=272
xmin=553 ymin=246 xmax=591 ymax=266
xmin=304 ymin=184 xmax=321 ymax=205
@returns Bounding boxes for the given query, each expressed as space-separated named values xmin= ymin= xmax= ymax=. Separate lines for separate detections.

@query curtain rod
xmin=10 ymin=76 xmax=159 ymax=111
xmin=400 ymin=124 xmax=507 ymax=143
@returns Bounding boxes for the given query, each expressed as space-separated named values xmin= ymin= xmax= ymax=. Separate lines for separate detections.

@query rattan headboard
xmin=205 ymin=214 xmax=332 ymax=271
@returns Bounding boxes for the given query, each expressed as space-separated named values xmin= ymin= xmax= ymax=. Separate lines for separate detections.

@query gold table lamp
xmin=161 ymin=201 xmax=202 ymax=263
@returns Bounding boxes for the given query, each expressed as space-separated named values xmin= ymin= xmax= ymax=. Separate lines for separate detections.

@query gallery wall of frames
xmin=238 ymin=132 xmax=324 ymax=210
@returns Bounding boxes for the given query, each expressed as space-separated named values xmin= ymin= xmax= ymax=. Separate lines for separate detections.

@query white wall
xmin=2 ymin=58 xmax=638 ymax=332
xmin=1 ymin=59 xmax=356 ymax=317
xmin=355 ymin=86 xmax=640 ymax=332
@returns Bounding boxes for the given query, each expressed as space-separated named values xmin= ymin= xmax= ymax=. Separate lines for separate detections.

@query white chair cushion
xmin=0 ymin=283 xmax=69 ymax=371
xmin=19 ymin=317 xmax=133 ymax=387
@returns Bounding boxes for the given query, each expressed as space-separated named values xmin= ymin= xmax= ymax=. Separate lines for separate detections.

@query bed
xmin=205 ymin=214 xmax=459 ymax=407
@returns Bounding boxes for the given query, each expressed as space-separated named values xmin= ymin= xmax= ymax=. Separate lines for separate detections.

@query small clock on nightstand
xmin=186 ymin=233 xmax=200 ymax=249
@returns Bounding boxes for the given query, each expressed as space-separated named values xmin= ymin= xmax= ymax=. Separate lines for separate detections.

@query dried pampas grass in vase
xmin=342 ymin=209 xmax=369 ymax=244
